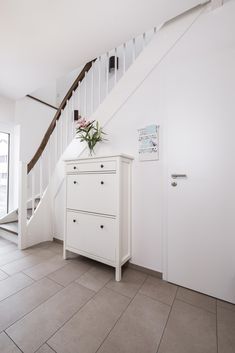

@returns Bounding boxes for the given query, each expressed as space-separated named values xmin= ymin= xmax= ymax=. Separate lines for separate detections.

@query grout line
xmin=44 ymin=289 xmax=98 ymax=349
xmin=36 ymin=343 xmax=57 ymax=353
xmin=103 ymin=285 xmax=132 ymax=299
xmin=0 ymin=279 xmax=35 ymax=304
xmin=4 ymin=330 xmax=24 ymax=353
xmin=44 ymin=267 xmax=121 ymax=350
xmin=0 ymin=250 xmax=32 ymax=268
xmin=0 ymin=253 xmax=58 ymax=278
xmin=94 ymin=275 xmax=149 ymax=353
xmin=45 ymin=262 xmax=93 ymax=288
xmin=0 ymin=267 xmax=10 ymax=277
xmin=156 ymin=285 xmax=179 ymax=353
xmin=1 ymin=281 xmax=64 ymax=334
xmin=175 ymin=297 xmax=217 ymax=315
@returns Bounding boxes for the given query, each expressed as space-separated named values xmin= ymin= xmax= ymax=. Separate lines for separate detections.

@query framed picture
xmin=138 ymin=124 xmax=159 ymax=161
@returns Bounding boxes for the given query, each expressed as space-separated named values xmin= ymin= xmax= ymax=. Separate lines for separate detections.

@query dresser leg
xmin=115 ymin=266 xmax=121 ymax=281
xmin=63 ymin=248 xmax=68 ymax=260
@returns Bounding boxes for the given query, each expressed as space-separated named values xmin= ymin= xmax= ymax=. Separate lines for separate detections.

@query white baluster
xmin=70 ymin=91 xmax=75 ymax=141
xmin=143 ymin=32 xmax=146 ymax=49
xmin=48 ymin=138 xmax=51 ymax=182
xmin=39 ymin=156 xmax=43 ymax=199
xmin=132 ymin=38 xmax=136 ymax=63
xmin=31 ymin=169 xmax=35 ymax=216
xmin=57 ymin=117 xmax=61 ymax=159
xmin=91 ymin=63 xmax=94 ymax=114
xmin=114 ymin=48 xmax=117 ymax=85
xmin=106 ymin=52 xmax=109 ymax=96
xmin=84 ymin=72 xmax=87 ymax=117
xmin=65 ymin=102 xmax=68 ymax=147
xmin=78 ymin=81 xmax=81 ymax=117
xmin=98 ymin=57 xmax=101 ymax=105
xmin=55 ymin=120 xmax=58 ymax=162
xmin=60 ymin=112 xmax=63 ymax=154
xmin=18 ymin=162 xmax=27 ymax=249
xmin=123 ymin=43 xmax=126 ymax=75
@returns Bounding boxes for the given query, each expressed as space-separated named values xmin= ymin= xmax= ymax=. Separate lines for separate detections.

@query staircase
xmin=0 ymin=198 xmax=40 ymax=243
xmin=0 ymin=26 xmax=160 ymax=248
xmin=0 ymin=2 xmax=208 ymax=249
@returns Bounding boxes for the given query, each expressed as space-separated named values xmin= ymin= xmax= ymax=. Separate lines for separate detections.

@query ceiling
xmin=0 ymin=0 xmax=206 ymax=100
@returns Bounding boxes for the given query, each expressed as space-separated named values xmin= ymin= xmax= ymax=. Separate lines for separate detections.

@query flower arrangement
xmin=76 ymin=118 xmax=106 ymax=155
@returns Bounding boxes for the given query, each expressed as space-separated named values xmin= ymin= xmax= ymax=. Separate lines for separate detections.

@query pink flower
xmin=77 ymin=118 xmax=94 ymax=129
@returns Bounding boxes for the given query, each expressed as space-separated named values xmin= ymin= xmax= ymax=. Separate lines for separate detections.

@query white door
xmin=165 ymin=71 xmax=235 ymax=304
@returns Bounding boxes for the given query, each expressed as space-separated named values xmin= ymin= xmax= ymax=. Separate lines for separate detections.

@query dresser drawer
xmin=66 ymin=163 xmax=80 ymax=173
xmin=78 ymin=160 xmax=116 ymax=173
xmin=67 ymin=173 xmax=117 ymax=215
xmin=66 ymin=211 xmax=116 ymax=262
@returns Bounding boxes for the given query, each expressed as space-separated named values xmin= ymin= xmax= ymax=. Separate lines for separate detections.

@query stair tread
xmin=0 ymin=221 xmax=18 ymax=235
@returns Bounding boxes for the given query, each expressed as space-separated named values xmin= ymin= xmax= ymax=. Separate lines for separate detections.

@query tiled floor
xmin=0 ymin=236 xmax=234 ymax=353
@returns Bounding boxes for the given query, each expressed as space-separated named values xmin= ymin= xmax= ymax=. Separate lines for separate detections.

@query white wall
xmin=0 ymin=96 xmax=15 ymax=123
xmin=35 ymin=1 xmax=234 ymax=277
xmin=69 ymin=2 xmax=233 ymax=273
xmin=0 ymin=96 xmax=17 ymax=210
xmin=15 ymin=97 xmax=55 ymax=163
xmin=31 ymin=81 xmax=57 ymax=108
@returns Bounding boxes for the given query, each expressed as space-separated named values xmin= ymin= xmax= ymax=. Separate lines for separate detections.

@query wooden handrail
xmin=27 ymin=59 xmax=95 ymax=174
xmin=26 ymin=95 xmax=58 ymax=110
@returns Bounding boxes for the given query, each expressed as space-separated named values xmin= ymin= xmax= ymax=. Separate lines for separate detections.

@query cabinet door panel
xmin=66 ymin=211 xmax=116 ymax=262
xmin=67 ymin=173 xmax=117 ymax=215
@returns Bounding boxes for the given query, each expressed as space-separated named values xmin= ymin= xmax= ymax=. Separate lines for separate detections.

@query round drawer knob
xmin=73 ymin=166 xmax=77 ymax=170
xmin=101 ymin=181 xmax=104 ymax=185
xmin=100 ymin=225 xmax=104 ymax=229
xmin=73 ymin=219 xmax=76 ymax=223
xmin=73 ymin=181 xmax=77 ymax=184
xmin=100 ymin=164 xmax=104 ymax=168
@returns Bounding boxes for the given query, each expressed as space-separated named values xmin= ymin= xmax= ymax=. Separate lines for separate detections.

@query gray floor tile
xmin=6 ymin=283 xmax=94 ymax=353
xmin=0 ymin=332 xmax=21 ymax=353
xmin=0 ymin=277 xmax=62 ymax=332
xmin=0 ymin=269 xmax=8 ymax=281
xmin=0 ymin=243 xmax=17 ymax=255
xmin=36 ymin=343 xmax=55 ymax=353
xmin=0 ymin=237 xmax=11 ymax=247
xmin=48 ymin=260 xmax=91 ymax=286
xmin=177 ymin=287 xmax=216 ymax=313
xmin=46 ymin=242 xmax=63 ymax=255
xmin=0 ymin=272 xmax=33 ymax=301
xmin=106 ymin=268 xmax=147 ymax=298
xmin=77 ymin=264 xmax=113 ymax=292
xmin=217 ymin=299 xmax=235 ymax=312
xmin=0 ymin=249 xmax=56 ymax=275
xmin=139 ymin=276 xmax=177 ymax=305
xmin=23 ymin=254 xmax=70 ymax=280
xmin=158 ymin=299 xmax=217 ymax=353
xmin=98 ymin=293 xmax=170 ymax=353
xmin=0 ymin=249 xmax=31 ymax=266
xmin=48 ymin=287 xmax=130 ymax=353
xmin=217 ymin=305 xmax=235 ymax=353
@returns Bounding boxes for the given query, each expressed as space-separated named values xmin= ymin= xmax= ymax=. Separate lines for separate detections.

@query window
xmin=0 ymin=132 xmax=10 ymax=217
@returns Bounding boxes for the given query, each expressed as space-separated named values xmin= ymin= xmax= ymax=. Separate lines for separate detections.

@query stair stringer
xmin=23 ymin=186 xmax=53 ymax=248
xmin=25 ymin=4 xmax=206 ymax=247
xmin=0 ymin=209 xmax=18 ymax=224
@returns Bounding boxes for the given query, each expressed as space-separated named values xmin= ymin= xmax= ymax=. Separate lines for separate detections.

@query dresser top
xmin=65 ymin=154 xmax=134 ymax=163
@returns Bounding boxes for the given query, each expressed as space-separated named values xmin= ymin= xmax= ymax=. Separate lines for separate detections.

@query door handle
xmin=171 ymin=174 xmax=187 ymax=179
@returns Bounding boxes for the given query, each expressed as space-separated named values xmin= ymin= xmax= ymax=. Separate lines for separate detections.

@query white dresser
xmin=64 ymin=154 xmax=133 ymax=281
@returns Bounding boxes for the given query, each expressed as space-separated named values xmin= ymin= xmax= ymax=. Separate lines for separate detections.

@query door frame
xmin=161 ymin=115 xmax=169 ymax=281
